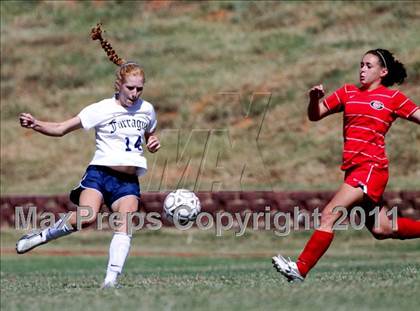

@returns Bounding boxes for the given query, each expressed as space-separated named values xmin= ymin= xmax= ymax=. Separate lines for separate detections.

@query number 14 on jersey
xmin=125 ymin=136 xmax=142 ymax=152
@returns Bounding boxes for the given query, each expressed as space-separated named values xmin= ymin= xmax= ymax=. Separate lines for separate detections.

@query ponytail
xmin=90 ymin=23 xmax=145 ymax=91
xmin=90 ymin=23 xmax=126 ymax=66
xmin=365 ymin=49 xmax=407 ymax=87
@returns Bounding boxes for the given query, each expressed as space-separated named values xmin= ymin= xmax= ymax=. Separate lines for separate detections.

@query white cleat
xmin=100 ymin=280 xmax=120 ymax=289
xmin=272 ymin=254 xmax=305 ymax=283
xmin=16 ymin=231 xmax=47 ymax=254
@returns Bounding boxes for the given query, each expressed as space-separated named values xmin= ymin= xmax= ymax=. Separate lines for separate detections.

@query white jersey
xmin=78 ymin=96 xmax=157 ymax=176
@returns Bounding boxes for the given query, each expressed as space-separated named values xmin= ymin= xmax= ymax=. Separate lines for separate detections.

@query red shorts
xmin=344 ymin=163 xmax=388 ymax=203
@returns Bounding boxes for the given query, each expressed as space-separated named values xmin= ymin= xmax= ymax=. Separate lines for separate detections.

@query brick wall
xmin=1 ymin=191 xmax=419 ymax=228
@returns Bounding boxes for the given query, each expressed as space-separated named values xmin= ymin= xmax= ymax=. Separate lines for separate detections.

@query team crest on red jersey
xmin=369 ymin=100 xmax=384 ymax=110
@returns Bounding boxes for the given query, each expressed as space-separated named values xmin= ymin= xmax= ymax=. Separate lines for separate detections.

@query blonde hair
xmin=90 ymin=23 xmax=145 ymax=91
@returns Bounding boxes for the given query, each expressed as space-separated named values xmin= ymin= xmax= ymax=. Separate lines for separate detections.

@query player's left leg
xmin=102 ymin=195 xmax=139 ymax=288
xmin=392 ymin=217 xmax=420 ymax=239
xmin=365 ymin=205 xmax=420 ymax=240
xmin=356 ymin=163 xmax=420 ymax=240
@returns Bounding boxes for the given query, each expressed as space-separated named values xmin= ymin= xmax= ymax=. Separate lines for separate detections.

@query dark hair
xmin=365 ymin=49 xmax=407 ymax=87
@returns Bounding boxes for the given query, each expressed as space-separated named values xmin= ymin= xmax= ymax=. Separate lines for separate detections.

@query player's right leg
xmin=272 ymin=183 xmax=364 ymax=282
xmin=16 ymin=189 xmax=102 ymax=254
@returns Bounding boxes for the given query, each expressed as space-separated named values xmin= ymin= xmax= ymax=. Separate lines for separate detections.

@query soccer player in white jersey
xmin=16 ymin=24 xmax=160 ymax=288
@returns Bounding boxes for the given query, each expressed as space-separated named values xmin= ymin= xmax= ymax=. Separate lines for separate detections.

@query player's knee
xmin=370 ymin=226 xmax=392 ymax=240
xmin=78 ymin=209 xmax=98 ymax=225
xmin=126 ymin=205 xmax=138 ymax=214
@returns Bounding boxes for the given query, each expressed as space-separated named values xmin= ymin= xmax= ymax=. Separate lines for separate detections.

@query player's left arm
xmin=145 ymin=132 xmax=160 ymax=153
xmin=407 ymin=109 xmax=420 ymax=125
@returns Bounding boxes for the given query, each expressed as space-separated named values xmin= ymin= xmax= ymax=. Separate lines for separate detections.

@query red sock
xmin=394 ymin=218 xmax=420 ymax=239
xmin=297 ymin=230 xmax=334 ymax=277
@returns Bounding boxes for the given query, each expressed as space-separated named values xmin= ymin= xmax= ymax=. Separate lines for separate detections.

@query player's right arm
xmin=19 ymin=113 xmax=82 ymax=137
xmin=307 ymin=84 xmax=330 ymax=121
xmin=408 ymin=109 xmax=420 ymax=125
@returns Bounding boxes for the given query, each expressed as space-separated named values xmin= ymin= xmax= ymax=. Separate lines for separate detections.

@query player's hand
xmin=309 ymin=85 xmax=325 ymax=101
xmin=19 ymin=113 xmax=37 ymax=129
xmin=146 ymin=135 xmax=160 ymax=153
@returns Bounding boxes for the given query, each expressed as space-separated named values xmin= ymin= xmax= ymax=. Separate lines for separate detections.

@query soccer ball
xmin=163 ymin=189 xmax=201 ymax=225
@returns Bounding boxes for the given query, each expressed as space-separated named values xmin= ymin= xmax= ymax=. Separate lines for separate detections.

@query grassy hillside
xmin=1 ymin=1 xmax=419 ymax=194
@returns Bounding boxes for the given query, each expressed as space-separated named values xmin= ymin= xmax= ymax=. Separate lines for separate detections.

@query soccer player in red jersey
xmin=272 ymin=49 xmax=420 ymax=282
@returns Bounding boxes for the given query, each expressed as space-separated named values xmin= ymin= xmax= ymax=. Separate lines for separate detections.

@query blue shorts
xmin=70 ymin=165 xmax=140 ymax=208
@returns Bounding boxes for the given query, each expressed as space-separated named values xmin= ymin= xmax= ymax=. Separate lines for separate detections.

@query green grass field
xmin=1 ymin=229 xmax=419 ymax=311
xmin=1 ymin=2 xmax=420 ymax=309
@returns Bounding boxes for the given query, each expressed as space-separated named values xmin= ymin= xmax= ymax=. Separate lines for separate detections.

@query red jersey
xmin=323 ymin=84 xmax=419 ymax=170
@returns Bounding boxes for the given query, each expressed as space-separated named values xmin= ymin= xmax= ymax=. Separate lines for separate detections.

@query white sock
xmin=104 ymin=232 xmax=131 ymax=284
